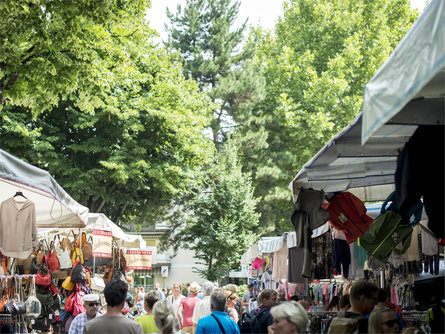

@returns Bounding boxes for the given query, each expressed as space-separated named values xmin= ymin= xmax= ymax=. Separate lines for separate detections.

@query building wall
xmin=153 ymin=247 xmax=207 ymax=289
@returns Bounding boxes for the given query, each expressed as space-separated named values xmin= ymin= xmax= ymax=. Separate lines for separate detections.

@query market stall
xmin=0 ymin=148 xmax=90 ymax=332
xmin=282 ymin=1 xmax=444 ymax=331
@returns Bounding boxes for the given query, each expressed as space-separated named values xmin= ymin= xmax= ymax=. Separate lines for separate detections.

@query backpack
xmin=327 ymin=317 xmax=361 ymax=334
xmin=238 ymin=307 xmax=267 ymax=333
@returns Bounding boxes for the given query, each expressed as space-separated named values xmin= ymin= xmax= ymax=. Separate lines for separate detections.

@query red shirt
xmin=180 ymin=296 xmax=200 ymax=327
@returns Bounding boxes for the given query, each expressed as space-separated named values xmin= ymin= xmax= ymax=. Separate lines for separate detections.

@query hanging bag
xmin=56 ymin=234 xmax=72 ymax=270
xmin=35 ymin=255 xmax=51 ymax=286
xmin=70 ymin=260 xmax=86 ymax=283
xmin=0 ymin=278 xmax=10 ymax=313
xmin=35 ymin=286 xmax=53 ymax=306
xmin=83 ymin=235 xmax=93 ymax=261
xmin=62 ymin=276 xmax=75 ymax=291
xmin=47 ymin=240 xmax=61 ymax=273
xmin=25 ymin=277 xmax=41 ymax=318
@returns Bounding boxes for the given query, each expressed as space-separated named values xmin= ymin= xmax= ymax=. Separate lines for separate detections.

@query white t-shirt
xmin=261 ymin=271 xmax=276 ymax=289
xmin=191 ymin=295 xmax=211 ymax=325
xmin=168 ymin=294 xmax=185 ymax=318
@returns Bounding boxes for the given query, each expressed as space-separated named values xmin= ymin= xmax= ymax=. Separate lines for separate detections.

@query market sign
xmin=92 ymin=229 xmax=112 ymax=258
xmin=126 ymin=250 xmax=152 ymax=270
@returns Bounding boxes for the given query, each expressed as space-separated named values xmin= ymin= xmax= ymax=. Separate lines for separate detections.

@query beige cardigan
xmin=0 ymin=197 xmax=37 ymax=259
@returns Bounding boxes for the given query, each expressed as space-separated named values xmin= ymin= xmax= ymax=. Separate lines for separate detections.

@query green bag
xmin=358 ymin=210 xmax=413 ymax=263
xmin=36 ymin=288 xmax=53 ymax=306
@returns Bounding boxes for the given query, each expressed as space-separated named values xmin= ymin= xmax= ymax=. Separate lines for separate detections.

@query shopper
xmin=374 ymin=288 xmax=403 ymax=332
xmin=135 ymin=290 xmax=160 ymax=334
xmin=195 ymin=291 xmax=240 ymax=334
xmin=277 ymin=289 xmax=287 ymax=304
xmin=154 ymin=282 xmax=165 ymax=300
xmin=269 ymin=301 xmax=308 ymax=334
xmin=168 ymin=282 xmax=185 ymax=331
xmin=225 ymin=290 xmax=240 ymax=323
xmin=368 ymin=307 xmax=400 ymax=334
xmin=153 ymin=299 xmax=177 ymax=334
xmin=68 ymin=294 xmax=102 ymax=334
xmin=248 ymin=289 xmax=278 ymax=334
xmin=327 ymin=280 xmax=378 ymax=334
xmin=178 ymin=281 xmax=201 ymax=333
xmin=338 ymin=294 xmax=351 ymax=312
xmin=326 ymin=296 xmax=340 ymax=312
xmin=192 ymin=281 xmax=214 ymax=333
xmin=242 ymin=283 xmax=254 ymax=314
xmin=83 ymin=279 xmax=143 ymax=334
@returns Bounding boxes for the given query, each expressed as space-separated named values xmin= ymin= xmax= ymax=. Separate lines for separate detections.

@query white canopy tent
xmin=38 ymin=213 xmax=146 ymax=249
xmin=0 ymin=148 xmax=88 ymax=227
xmin=290 ymin=0 xmax=444 ymax=202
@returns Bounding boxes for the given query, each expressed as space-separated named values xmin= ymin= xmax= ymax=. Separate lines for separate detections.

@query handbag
xmin=83 ymin=235 xmax=93 ymax=261
xmin=70 ymin=260 xmax=86 ymax=283
xmin=62 ymin=276 xmax=75 ymax=291
xmin=57 ymin=234 xmax=72 ymax=269
xmin=30 ymin=257 xmax=39 ymax=275
xmin=35 ymin=256 xmax=51 ymax=286
xmin=47 ymin=240 xmax=61 ymax=273
xmin=5 ymin=293 xmax=26 ymax=315
xmin=36 ymin=286 xmax=53 ymax=306
xmin=91 ymin=275 xmax=105 ymax=292
xmin=26 ymin=277 xmax=41 ymax=318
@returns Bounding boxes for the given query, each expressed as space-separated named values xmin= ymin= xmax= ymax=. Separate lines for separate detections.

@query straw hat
xmin=189 ymin=281 xmax=201 ymax=293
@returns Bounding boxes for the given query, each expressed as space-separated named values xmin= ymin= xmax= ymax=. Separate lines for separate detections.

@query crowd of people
xmin=66 ymin=279 xmax=441 ymax=334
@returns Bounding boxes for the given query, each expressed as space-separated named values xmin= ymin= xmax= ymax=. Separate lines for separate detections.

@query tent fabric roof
xmin=39 ymin=213 xmax=146 ymax=249
xmin=0 ymin=149 xmax=88 ymax=227
xmin=257 ymin=237 xmax=283 ymax=254
xmin=362 ymin=0 xmax=445 ymax=144
xmin=290 ymin=0 xmax=444 ymax=201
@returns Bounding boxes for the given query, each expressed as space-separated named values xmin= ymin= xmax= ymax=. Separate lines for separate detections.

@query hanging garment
xmin=252 ymin=257 xmax=263 ymax=270
xmin=332 ymin=238 xmax=351 ymax=279
xmin=420 ymin=221 xmax=439 ymax=256
xmin=272 ymin=244 xmax=288 ymax=281
xmin=395 ymin=125 xmax=445 ymax=238
xmin=0 ymin=198 xmax=37 ymax=259
xmin=403 ymin=225 xmax=421 ymax=262
xmin=288 ymin=247 xmax=305 ymax=283
xmin=328 ymin=192 xmax=374 ymax=243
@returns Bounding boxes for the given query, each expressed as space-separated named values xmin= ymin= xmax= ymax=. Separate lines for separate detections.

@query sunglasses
xmin=381 ymin=319 xmax=400 ymax=327
xmin=87 ymin=302 xmax=100 ymax=307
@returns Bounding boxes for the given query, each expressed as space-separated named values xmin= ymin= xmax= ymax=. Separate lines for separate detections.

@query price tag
xmin=31 ymin=319 xmax=35 ymax=324
xmin=49 ymin=314 xmax=52 ymax=319
xmin=55 ymin=310 xmax=59 ymax=316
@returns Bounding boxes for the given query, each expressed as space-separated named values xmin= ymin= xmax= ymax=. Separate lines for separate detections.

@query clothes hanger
xmin=13 ymin=190 xmax=27 ymax=199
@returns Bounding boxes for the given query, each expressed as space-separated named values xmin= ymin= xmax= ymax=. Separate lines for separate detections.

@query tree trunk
xmin=114 ymin=203 xmax=127 ymax=224
xmin=97 ymin=199 xmax=106 ymax=212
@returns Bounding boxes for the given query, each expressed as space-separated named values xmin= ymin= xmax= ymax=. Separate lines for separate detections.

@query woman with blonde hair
xmin=167 ymin=282 xmax=184 ymax=331
xmin=269 ymin=301 xmax=308 ymax=334
xmin=153 ymin=299 xmax=177 ymax=334
xmin=225 ymin=290 xmax=240 ymax=324
xmin=368 ymin=307 xmax=400 ymax=334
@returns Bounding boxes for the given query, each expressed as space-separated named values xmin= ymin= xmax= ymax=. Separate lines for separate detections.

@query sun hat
xmin=189 ymin=281 xmax=201 ymax=293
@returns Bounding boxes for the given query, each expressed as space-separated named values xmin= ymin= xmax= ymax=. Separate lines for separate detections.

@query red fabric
xmin=328 ymin=192 xmax=374 ymax=243
xmin=35 ymin=256 xmax=51 ymax=286
xmin=252 ymin=257 xmax=263 ymax=270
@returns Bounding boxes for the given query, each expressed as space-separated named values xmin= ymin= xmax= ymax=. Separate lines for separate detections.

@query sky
xmin=146 ymin=0 xmax=428 ymax=42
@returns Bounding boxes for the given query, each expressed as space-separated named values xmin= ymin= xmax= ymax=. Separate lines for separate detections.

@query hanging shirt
xmin=261 ymin=271 xmax=276 ymax=289
xmin=0 ymin=198 xmax=37 ymax=259
xmin=272 ymin=245 xmax=288 ymax=282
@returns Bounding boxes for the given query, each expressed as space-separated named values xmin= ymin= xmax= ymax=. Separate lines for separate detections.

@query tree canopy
xmin=234 ymin=0 xmax=418 ymax=233
xmin=0 ymin=0 xmax=215 ymax=224
xmin=161 ymin=142 xmax=260 ymax=281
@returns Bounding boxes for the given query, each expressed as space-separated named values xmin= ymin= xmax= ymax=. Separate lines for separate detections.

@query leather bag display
xmin=47 ymin=240 xmax=60 ymax=273
xmin=70 ymin=260 xmax=86 ymax=283
xmin=35 ymin=256 xmax=51 ymax=286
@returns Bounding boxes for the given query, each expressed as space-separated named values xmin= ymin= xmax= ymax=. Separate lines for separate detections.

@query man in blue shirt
xmin=195 ymin=291 xmax=240 ymax=334
xmin=68 ymin=294 xmax=102 ymax=334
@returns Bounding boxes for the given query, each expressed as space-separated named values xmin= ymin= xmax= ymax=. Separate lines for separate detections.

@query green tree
xmin=0 ymin=0 xmax=150 ymax=116
xmin=0 ymin=5 xmax=215 ymax=224
xmin=234 ymin=0 xmax=418 ymax=233
xmin=166 ymin=0 xmax=264 ymax=147
xmin=160 ymin=142 xmax=260 ymax=281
